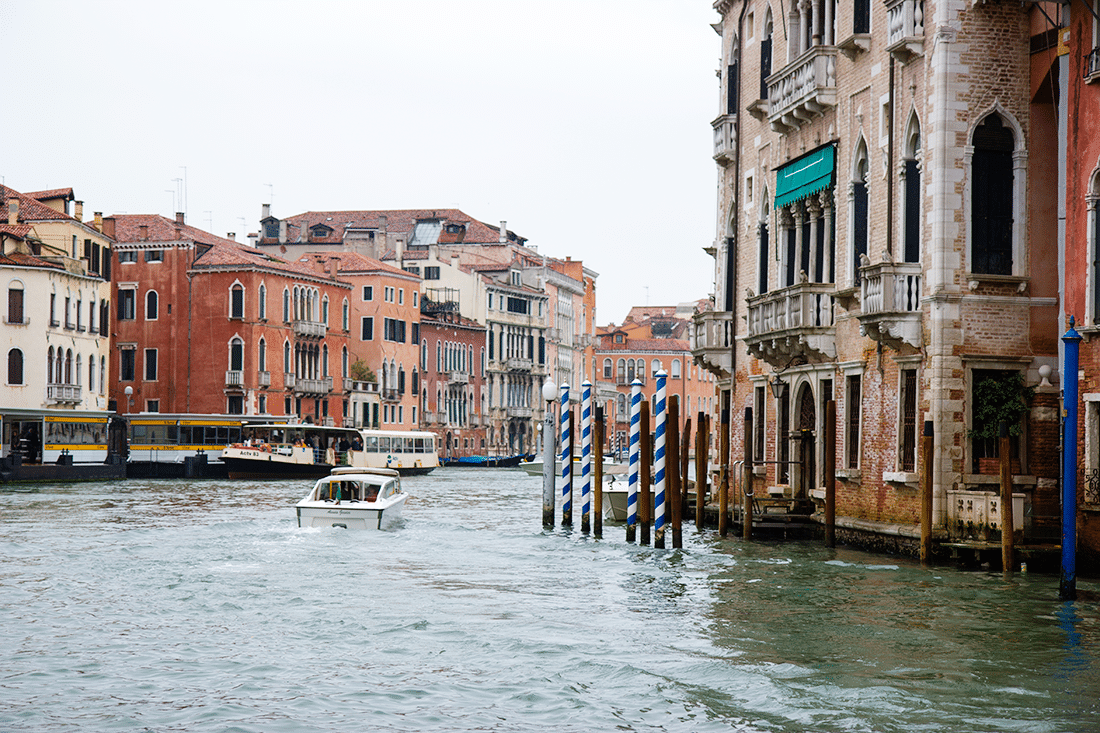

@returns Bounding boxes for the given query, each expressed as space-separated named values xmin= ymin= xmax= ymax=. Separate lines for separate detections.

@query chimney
xmin=74 ymin=201 xmax=84 ymax=222
xmin=278 ymin=220 xmax=288 ymax=244
xmin=175 ymin=212 xmax=185 ymax=225
xmin=379 ymin=214 xmax=388 ymax=235
xmin=140 ymin=224 xmax=149 ymax=241
xmin=227 ymin=232 xmax=236 ymax=241
xmin=8 ymin=198 xmax=19 ymax=225
xmin=262 ymin=203 xmax=271 ymax=221
xmin=499 ymin=221 xmax=507 ymax=244
xmin=102 ymin=216 xmax=116 ymax=239
xmin=93 ymin=212 xmax=103 ymax=232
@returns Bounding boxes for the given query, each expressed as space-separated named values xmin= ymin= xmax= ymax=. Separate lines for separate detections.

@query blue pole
xmin=653 ymin=370 xmax=668 ymax=549
xmin=581 ymin=380 xmax=592 ymax=533
xmin=1061 ymin=318 xmax=1081 ymax=601
xmin=627 ymin=379 xmax=642 ymax=543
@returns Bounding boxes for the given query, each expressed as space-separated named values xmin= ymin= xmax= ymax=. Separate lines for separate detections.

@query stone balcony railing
xmin=712 ymin=114 xmax=737 ymax=165
xmin=381 ymin=387 xmax=401 ymax=402
xmin=766 ymin=45 xmax=838 ymax=133
xmin=691 ymin=309 xmax=734 ymax=379
xmin=46 ymin=383 xmax=82 ymax=404
xmin=284 ymin=372 xmax=296 ymax=389
xmin=886 ymin=0 xmax=924 ymax=63
xmin=858 ymin=260 xmax=922 ymax=350
xmin=225 ymin=370 xmax=244 ymax=388
xmin=292 ymin=319 xmax=327 ymax=339
xmin=745 ymin=282 xmax=836 ymax=366
xmin=448 ymin=371 xmax=470 ymax=385
xmin=507 ymin=406 xmax=533 ymax=419
xmin=258 ymin=370 xmax=271 ymax=387
xmin=294 ymin=377 xmax=332 ymax=396
xmin=506 ymin=357 xmax=533 ymax=372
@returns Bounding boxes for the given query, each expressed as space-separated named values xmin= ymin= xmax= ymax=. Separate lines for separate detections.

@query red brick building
xmin=107 ymin=214 xmax=351 ymax=423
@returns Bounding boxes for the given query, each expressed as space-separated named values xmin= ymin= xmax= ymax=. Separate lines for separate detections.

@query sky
xmin=0 ymin=0 xmax=720 ymax=325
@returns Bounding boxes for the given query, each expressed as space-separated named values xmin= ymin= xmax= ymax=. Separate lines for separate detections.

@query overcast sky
xmin=1 ymin=1 xmax=720 ymax=325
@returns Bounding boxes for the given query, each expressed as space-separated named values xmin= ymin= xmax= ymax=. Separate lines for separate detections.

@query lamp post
xmin=542 ymin=379 xmax=558 ymax=527
xmin=124 ymin=385 xmax=134 ymax=414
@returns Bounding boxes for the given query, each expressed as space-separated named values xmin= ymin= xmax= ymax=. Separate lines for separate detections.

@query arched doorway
xmin=797 ymin=385 xmax=816 ymax=498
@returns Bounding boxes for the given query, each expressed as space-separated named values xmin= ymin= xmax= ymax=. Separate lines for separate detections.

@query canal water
xmin=2 ymin=469 xmax=1098 ymax=733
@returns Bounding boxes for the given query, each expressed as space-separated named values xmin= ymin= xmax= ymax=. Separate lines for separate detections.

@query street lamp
xmin=124 ymin=385 xmax=134 ymax=414
xmin=769 ymin=373 xmax=787 ymax=400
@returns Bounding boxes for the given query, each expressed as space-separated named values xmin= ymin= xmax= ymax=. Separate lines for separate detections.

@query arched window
xmin=758 ymin=192 xmax=771 ymax=295
xmin=283 ymin=340 xmax=291 ymax=374
xmin=342 ymin=299 xmax=349 ymax=331
xmin=76 ymin=354 xmax=82 ymax=386
xmin=8 ymin=348 xmax=23 ymax=385
xmin=100 ymin=356 xmax=106 ymax=393
xmin=7 ymin=281 xmax=25 ymax=324
xmin=259 ymin=284 xmax=267 ymax=320
xmin=322 ymin=344 xmax=329 ymax=377
xmin=851 ymin=139 xmax=870 ymax=285
xmin=65 ymin=349 xmax=73 ymax=384
xmin=258 ymin=338 xmax=267 ymax=373
xmin=47 ymin=346 xmax=55 ymax=384
xmin=230 ymin=283 xmax=244 ymax=319
xmin=903 ymin=115 xmax=922 ymax=264
xmin=971 ymin=113 xmax=1015 ymax=275
xmin=322 ymin=296 xmax=329 ymax=325
xmin=760 ymin=9 xmax=773 ymax=100
xmin=603 ymin=358 xmax=613 ymax=379
xmin=671 ymin=359 xmax=681 ymax=378
xmin=283 ymin=288 xmax=290 ymax=322
xmin=617 ymin=392 xmax=627 ymax=415
xmin=651 ymin=359 xmax=661 ymax=377
xmin=229 ymin=338 xmax=244 ymax=372
xmin=617 ymin=358 xmax=626 ymax=382
xmin=89 ymin=354 xmax=96 ymax=393
xmin=342 ymin=347 xmax=349 ymax=378
xmin=146 ymin=290 xmax=158 ymax=320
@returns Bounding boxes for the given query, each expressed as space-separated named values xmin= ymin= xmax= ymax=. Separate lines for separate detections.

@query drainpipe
xmin=886 ymin=57 xmax=895 ymax=259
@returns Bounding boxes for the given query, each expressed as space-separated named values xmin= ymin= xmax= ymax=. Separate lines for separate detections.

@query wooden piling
xmin=695 ymin=411 xmax=707 ymax=530
xmin=680 ymin=415 xmax=691 ymax=522
xmin=640 ymin=401 xmax=652 ymax=546
xmin=669 ymin=396 xmax=682 ymax=549
xmin=743 ymin=407 xmax=753 ymax=541
xmin=920 ymin=420 xmax=933 ymax=565
xmin=719 ymin=408 xmax=730 ymax=537
xmin=825 ymin=400 xmax=836 ymax=548
xmin=594 ymin=406 xmax=604 ymax=539
xmin=999 ymin=421 xmax=1014 ymax=572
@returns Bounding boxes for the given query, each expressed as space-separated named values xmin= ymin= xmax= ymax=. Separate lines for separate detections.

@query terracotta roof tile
xmin=268 ymin=208 xmax=525 ymax=247
xmin=0 ymin=184 xmax=76 ymax=223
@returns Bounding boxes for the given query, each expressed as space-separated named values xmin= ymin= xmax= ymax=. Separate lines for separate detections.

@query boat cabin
xmin=308 ymin=468 xmax=401 ymax=504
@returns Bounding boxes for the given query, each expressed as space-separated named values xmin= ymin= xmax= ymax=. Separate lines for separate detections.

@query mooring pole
xmin=680 ymin=415 xmax=691 ymax=521
xmin=719 ymin=408 xmax=730 ymax=537
xmin=594 ymin=405 xmax=604 ymax=539
xmin=744 ymin=407 xmax=754 ymax=540
xmin=560 ymin=383 xmax=572 ymax=527
xmin=640 ymin=400 xmax=652 ymax=546
xmin=695 ymin=411 xmax=707 ymax=530
xmin=669 ymin=395 xmax=682 ymax=549
xmin=542 ymin=379 xmax=558 ymax=527
xmin=999 ymin=420 xmax=1015 ymax=572
xmin=653 ymin=370 xmax=668 ymax=549
xmin=580 ymin=380 xmax=593 ymax=533
xmin=920 ymin=420 xmax=934 ymax=565
xmin=825 ymin=400 xmax=836 ymax=548
xmin=627 ymin=379 xmax=642 ymax=543
xmin=1061 ymin=318 xmax=1081 ymax=600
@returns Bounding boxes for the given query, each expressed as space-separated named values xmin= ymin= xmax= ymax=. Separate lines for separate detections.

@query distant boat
xmin=519 ymin=455 xmax=627 ymax=477
xmin=441 ymin=454 xmax=527 ymax=468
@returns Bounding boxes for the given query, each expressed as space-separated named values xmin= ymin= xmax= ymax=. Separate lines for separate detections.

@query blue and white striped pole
xmin=561 ymin=383 xmax=572 ymax=526
xmin=581 ymin=380 xmax=593 ymax=532
xmin=1061 ymin=319 xmax=1081 ymax=600
xmin=627 ymin=378 xmax=642 ymax=543
xmin=653 ymin=369 xmax=668 ymax=548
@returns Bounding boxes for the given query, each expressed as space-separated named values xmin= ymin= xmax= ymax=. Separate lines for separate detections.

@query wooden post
xmin=695 ymin=411 xmax=707 ymax=530
xmin=681 ymin=416 xmax=692 ymax=521
xmin=825 ymin=400 xmax=836 ymax=548
xmin=669 ymin=396 xmax=682 ymax=549
xmin=640 ymin=400 xmax=652 ymax=546
xmin=999 ymin=420 xmax=1014 ymax=572
xmin=744 ymin=407 xmax=754 ymax=540
xmin=594 ymin=406 xmax=604 ymax=539
xmin=719 ymin=408 xmax=730 ymax=537
xmin=920 ymin=420 xmax=933 ymax=565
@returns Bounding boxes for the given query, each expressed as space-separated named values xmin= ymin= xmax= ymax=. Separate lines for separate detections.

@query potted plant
xmin=969 ymin=371 xmax=1034 ymax=474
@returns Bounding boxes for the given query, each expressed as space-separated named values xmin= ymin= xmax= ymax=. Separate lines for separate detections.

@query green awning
xmin=774 ymin=145 xmax=835 ymax=209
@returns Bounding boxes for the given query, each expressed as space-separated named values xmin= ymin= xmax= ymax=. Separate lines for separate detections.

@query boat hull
xmin=296 ymin=496 xmax=406 ymax=530
xmin=224 ymin=454 xmax=434 ymax=480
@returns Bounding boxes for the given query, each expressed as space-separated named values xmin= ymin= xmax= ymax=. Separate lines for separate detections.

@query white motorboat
xmin=519 ymin=455 xmax=627 ymax=477
xmin=296 ymin=467 xmax=408 ymax=530
xmin=601 ymin=475 xmax=697 ymax=522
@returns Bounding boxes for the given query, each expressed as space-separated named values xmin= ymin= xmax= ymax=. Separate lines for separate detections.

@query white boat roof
xmin=327 ymin=467 xmax=400 ymax=478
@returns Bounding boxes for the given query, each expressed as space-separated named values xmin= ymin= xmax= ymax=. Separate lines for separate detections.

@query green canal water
xmin=1 ymin=468 xmax=1098 ymax=732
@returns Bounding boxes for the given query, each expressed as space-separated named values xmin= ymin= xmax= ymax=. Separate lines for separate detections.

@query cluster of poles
xmin=539 ymin=323 xmax=1081 ymax=602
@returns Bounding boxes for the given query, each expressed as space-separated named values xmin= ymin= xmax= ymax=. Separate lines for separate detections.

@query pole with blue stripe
xmin=653 ymin=369 xmax=668 ymax=549
xmin=1061 ymin=318 xmax=1081 ymax=600
xmin=561 ymin=383 xmax=572 ymax=527
xmin=627 ymin=379 xmax=642 ymax=543
xmin=580 ymin=380 xmax=593 ymax=533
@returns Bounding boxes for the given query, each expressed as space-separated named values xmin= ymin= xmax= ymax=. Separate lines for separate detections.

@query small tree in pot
xmin=969 ymin=370 xmax=1035 ymax=474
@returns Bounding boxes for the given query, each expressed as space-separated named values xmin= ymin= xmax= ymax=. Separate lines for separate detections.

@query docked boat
xmin=519 ymin=454 xmax=627 ymax=477
xmin=221 ymin=424 xmax=438 ymax=479
xmin=441 ymin=454 xmax=527 ymax=468
xmin=601 ymin=476 xmax=696 ymax=522
xmin=296 ymin=467 xmax=407 ymax=530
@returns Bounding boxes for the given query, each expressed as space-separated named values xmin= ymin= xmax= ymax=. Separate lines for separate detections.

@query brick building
xmin=106 ymin=214 xmax=351 ymax=423
xmin=694 ymin=0 xmax=1061 ymax=554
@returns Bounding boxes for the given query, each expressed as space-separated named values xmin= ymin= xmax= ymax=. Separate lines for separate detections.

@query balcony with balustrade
xmin=225 ymin=370 xmax=244 ymax=388
xmin=507 ymin=406 xmax=532 ymax=419
xmin=284 ymin=373 xmax=296 ymax=389
xmin=293 ymin=377 xmax=332 ymax=396
xmin=766 ymin=45 xmax=838 ymax=133
xmin=505 ymin=357 xmax=533 ymax=372
xmin=691 ymin=309 xmax=734 ymax=379
xmin=46 ymin=383 xmax=82 ymax=404
xmin=712 ymin=114 xmax=737 ymax=165
xmin=258 ymin=370 xmax=271 ymax=387
xmin=886 ymin=0 xmax=924 ymax=63
xmin=292 ymin=319 xmax=327 ymax=339
xmin=857 ymin=260 xmax=923 ymax=350
xmin=745 ymin=283 xmax=836 ymax=367
xmin=448 ymin=371 xmax=470 ymax=385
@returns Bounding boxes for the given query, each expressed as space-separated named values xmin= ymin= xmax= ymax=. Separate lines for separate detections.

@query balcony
xmin=886 ymin=0 xmax=924 ymax=63
xmin=293 ymin=377 xmax=331 ymax=396
xmin=691 ymin=309 xmax=734 ymax=379
xmin=745 ymin=282 xmax=836 ymax=367
xmin=506 ymin=357 xmax=533 ymax=372
xmin=284 ymin=372 xmax=296 ymax=389
xmin=448 ymin=371 xmax=470 ymax=385
xmin=858 ymin=261 xmax=922 ymax=350
xmin=767 ymin=45 xmax=838 ymax=133
xmin=225 ymin=370 xmax=244 ymax=388
xmin=507 ymin=406 xmax=532 ymax=419
xmin=1085 ymin=46 xmax=1100 ymax=82
xmin=615 ymin=375 xmax=646 ymax=387
xmin=712 ymin=114 xmax=737 ymax=165
xmin=258 ymin=370 xmax=271 ymax=387
xmin=46 ymin=383 xmax=82 ymax=404
xmin=381 ymin=387 xmax=401 ymax=402
xmin=292 ymin=319 xmax=327 ymax=339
